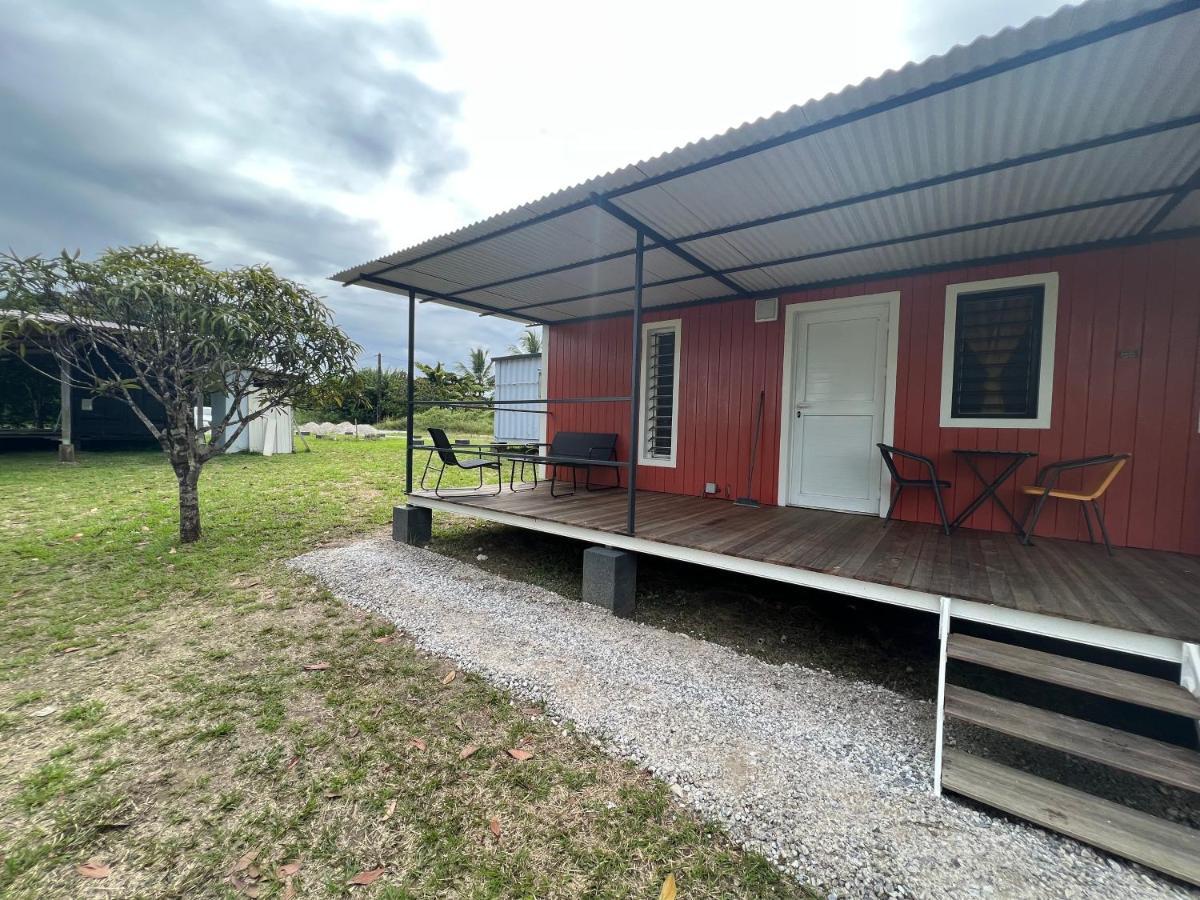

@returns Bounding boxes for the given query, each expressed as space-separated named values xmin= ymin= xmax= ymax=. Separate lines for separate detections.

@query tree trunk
xmin=177 ymin=465 xmax=202 ymax=543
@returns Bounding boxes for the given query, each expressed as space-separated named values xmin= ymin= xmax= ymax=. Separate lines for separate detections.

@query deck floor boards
xmin=413 ymin=486 xmax=1200 ymax=643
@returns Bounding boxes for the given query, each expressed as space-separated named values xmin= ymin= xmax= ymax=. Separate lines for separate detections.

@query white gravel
xmin=288 ymin=537 xmax=1194 ymax=900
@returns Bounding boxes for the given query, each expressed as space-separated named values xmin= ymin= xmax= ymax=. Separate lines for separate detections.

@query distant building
xmin=492 ymin=352 xmax=544 ymax=443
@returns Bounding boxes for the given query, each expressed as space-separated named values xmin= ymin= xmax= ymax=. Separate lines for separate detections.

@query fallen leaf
xmin=62 ymin=646 xmax=81 ymax=654
xmin=30 ymin=705 xmax=58 ymax=718
xmin=303 ymin=662 xmax=331 ymax=671
xmin=489 ymin=817 xmax=501 ymax=839
xmin=381 ymin=799 xmax=397 ymax=822
xmin=277 ymin=860 xmax=301 ymax=878
xmin=324 ymin=790 xmax=343 ymax=799
xmin=230 ymin=875 xmax=262 ymax=898
xmin=348 ymin=867 xmax=384 ymax=886
xmin=245 ymin=864 xmax=261 ymax=879
xmin=229 ymin=849 xmax=258 ymax=875
xmin=281 ymin=880 xmax=296 ymax=900
xmin=373 ymin=635 xmax=394 ymax=644
xmin=659 ymin=873 xmax=677 ymax=900
xmin=409 ymin=738 xmax=427 ymax=752
xmin=140 ymin=525 xmax=151 ymax=532
xmin=76 ymin=860 xmax=111 ymax=879
xmin=70 ymin=533 xmax=83 ymax=541
xmin=521 ymin=707 xmax=542 ymax=717
xmin=284 ymin=755 xmax=300 ymax=771
xmin=506 ymin=748 xmax=534 ymax=761
xmin=441 ymin=670 xmax=456 ymax=685
xmin=458 ymin=744 xmax=479 ymax=760
xmin=168 ymin=547 xmax=177 ymax=554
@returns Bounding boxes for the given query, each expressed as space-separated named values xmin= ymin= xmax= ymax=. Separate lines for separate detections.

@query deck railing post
xmin=405 ymin=287 xmax=416 ymax=496
xmin=933 ymin=595 xmax=952 ymax=796
xmin=627 ymin=230 xmax=644 ymax=535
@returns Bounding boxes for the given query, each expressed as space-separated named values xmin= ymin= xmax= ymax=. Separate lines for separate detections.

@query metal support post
xmin=626 ymin=230 xmax=644 ymax=535
xmin=933 ymin=596 xmax=952 ymax=796
xmin=405 ymin=288 xmax=416 ymax=495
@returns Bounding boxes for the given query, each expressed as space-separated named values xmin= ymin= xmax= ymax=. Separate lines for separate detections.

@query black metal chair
xmin=419 ymin=427 xmax=501 ymax=497
xmin=877 ymin=444 xmax=952 ymax=535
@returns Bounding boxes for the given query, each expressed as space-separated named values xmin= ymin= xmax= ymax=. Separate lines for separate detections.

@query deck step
xmin=941 ymin=750 xmax=1200 ymax=886
xmin=947 ymin=634 xmax=1200 ymax=718
xmin=944 ymin=685 xmax=1200 ymax=792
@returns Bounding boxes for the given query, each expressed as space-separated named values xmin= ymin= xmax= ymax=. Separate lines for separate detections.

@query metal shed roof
xmin=332 ymin=0 xmax=1200 ymax=325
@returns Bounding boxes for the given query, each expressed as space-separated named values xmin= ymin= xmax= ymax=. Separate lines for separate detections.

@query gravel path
xmin=289 ymin=538 xmax=1194 ymax=899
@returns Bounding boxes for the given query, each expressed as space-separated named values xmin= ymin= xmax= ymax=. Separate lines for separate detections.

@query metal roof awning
xmin=332 ymin=0 xmax=1200 ymax=325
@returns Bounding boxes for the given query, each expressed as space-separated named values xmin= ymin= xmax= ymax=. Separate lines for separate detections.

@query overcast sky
xmin=0 ymin=0 xmax=1065 ymax=370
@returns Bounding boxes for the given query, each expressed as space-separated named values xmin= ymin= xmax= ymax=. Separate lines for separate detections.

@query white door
xmin=786 ymin=302 xmax=889 ymax=513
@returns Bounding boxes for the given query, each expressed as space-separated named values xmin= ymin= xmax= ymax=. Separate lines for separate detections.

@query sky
xmin=0 ymin=0 xmax=1066 ymax=370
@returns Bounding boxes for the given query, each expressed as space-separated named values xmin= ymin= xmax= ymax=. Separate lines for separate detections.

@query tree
xmin=0 ymin=246 xmax=359 ymax=543
xmin=417 ymin=361 xmax=488 ymax=402
xmin=508 ymin=329 xmax=542 ymax=355
xmin=455 ymin=347 xmax=494 ymax=390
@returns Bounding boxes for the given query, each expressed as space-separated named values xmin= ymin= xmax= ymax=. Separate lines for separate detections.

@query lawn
xmin=0 ymin=439 xmax=811 ymax=898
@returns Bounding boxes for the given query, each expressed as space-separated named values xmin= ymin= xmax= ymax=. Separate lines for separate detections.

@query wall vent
xmin=754 ymin=297 xmax=778 ymax=323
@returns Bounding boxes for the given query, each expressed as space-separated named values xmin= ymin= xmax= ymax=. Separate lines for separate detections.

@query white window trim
xmin=940 ymin=272 xmax=1058 ymax=430
xmin=638 ymin=318 xmax=682 ymax=468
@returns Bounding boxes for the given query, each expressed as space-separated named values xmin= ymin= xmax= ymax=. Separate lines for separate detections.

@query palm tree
xmin=508 ymin=329 xmax=542 ymax=355
xmin=456 ymin=347 xmax=494 ymax=390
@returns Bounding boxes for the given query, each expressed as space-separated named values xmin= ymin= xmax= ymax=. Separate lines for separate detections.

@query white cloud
xmin=2 ymin=0 xmax=1066 ymax=373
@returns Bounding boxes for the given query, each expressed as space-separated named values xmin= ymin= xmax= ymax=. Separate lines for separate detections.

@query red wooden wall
xmin=546 ymin=235 xmax=1200 ymax=554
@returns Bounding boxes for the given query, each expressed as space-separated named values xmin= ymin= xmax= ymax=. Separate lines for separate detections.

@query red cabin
xmin=336 ymin=0 xmax=1200 ymax=880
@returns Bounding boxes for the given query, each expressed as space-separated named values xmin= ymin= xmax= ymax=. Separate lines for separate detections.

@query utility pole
xmin=375 ymin=351 xmax=383 ymax=424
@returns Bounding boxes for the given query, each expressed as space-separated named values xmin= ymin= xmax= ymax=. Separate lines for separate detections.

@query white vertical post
xmin=58 ymin=362 xmax=73 ymax=461
xmin=932 ymin=596 xmax=952 ymax=796
xmin=1182 ymin=642 xmax=1200 ymax=744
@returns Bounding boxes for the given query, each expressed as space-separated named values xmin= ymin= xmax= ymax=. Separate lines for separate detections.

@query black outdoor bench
xmin=502 ymin=431 xmax=624 ymax=497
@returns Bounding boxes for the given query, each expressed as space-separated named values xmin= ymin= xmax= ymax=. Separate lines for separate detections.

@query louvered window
xmin=950 ymin=286 xmax=1044 ymax=419
xmin=640 ymin=321 xmax=680 ymax=465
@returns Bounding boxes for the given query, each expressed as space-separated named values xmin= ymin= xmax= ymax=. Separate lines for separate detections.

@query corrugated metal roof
xmin=333 ymin=0 xmax=1200 ymax=323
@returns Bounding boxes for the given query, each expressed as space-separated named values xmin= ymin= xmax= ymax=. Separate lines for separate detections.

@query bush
xmin=375 ymin=407 xmax=494 ymax=437
xmin=414 ymin=407 xmax=493 ymax=435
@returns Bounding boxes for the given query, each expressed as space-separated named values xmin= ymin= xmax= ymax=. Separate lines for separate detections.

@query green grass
xmin=0 ymin=441 xmax=813 ymax=898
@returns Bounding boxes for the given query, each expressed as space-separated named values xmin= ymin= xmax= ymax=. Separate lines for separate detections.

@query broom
xmin=735 ymin=389 xmax=765 ymax=508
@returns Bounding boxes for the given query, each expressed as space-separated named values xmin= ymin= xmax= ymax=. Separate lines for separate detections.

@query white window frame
xmin=638 ymin=318 xmax=682 ymax=468
xmin=940 ymin=272 xmax=1058 ymax=430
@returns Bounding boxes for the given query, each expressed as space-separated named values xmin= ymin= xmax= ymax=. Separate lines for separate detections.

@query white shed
xmin=209 ymin=389 xmax=294 ymax=455
xmin=492 ymin=353 xmax=543 ymax=443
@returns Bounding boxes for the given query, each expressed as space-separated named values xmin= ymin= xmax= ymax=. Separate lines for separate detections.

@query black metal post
xmin=405 ymin=287 xmax=416 ymax=495
xmin=626 ymin=230 xmax=644 ymax=535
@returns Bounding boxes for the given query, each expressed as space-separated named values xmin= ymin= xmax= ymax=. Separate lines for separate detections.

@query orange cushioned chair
xmin=1020 ymin=453 xmax=1130 ymax=555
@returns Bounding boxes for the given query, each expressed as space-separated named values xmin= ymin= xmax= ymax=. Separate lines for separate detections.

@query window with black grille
xmin=643 ymin=325 xmax=678 ymax=461
xmin=950 ymin=285 xmax=1044 ymax=419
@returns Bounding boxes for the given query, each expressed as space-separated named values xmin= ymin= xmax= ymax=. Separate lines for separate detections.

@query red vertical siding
xmin=546 ymin=236 xmax=1200 ymax=553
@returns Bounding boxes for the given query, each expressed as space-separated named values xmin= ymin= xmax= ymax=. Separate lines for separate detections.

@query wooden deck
xmin=411 ymin=485 xmax=1200 ymax=646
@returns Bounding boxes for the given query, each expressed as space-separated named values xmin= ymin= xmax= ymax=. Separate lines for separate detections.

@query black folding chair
xmin=419 ymin=427 xmax=501 ymax=497
xmin=877 ymin=444 xmax=952 ymax=535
